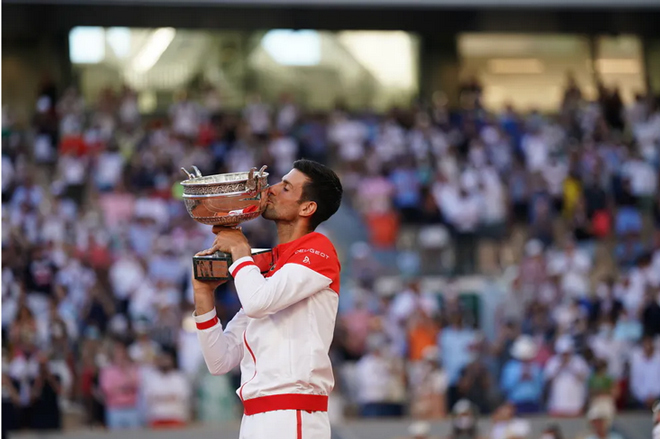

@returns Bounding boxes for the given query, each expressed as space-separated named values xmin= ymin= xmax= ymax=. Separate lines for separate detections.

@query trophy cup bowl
xmin=181 ymin=165 xmax=273 ymax=280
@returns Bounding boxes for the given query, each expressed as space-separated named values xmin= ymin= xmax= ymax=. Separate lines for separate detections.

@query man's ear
xmin=299 ymin=200 xmax=317 ymax=219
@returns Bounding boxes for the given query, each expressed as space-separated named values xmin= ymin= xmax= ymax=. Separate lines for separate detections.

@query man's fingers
xmin=212 ymin=225 xmax=223 ymax=234
xmin=196 ymin=247 xmax=217 ymax=256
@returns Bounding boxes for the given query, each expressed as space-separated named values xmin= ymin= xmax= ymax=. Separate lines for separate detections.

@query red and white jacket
xmin=195 ymin=232 xmax=340 ymax=416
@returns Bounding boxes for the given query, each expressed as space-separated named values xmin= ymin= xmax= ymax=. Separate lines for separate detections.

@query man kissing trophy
xmin=181 ymin=160 xmax=343 ymax=439
xmin=180 ymin=165 xmax=273 ymax=280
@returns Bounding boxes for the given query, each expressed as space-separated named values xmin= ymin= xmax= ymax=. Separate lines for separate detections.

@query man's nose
xmin=268 ymin=182 xmax=281 ymax=196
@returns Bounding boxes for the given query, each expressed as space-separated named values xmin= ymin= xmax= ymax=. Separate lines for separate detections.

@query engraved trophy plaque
xmin=181 ymin=165 xmax=273 ymax=281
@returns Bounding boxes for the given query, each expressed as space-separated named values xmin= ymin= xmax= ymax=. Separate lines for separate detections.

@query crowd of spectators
xmin=2 ymin=71 xmax=660 ymax=438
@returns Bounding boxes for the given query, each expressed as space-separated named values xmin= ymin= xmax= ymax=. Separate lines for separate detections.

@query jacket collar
xmin=272 ymin=232 xmax=318 ymax=261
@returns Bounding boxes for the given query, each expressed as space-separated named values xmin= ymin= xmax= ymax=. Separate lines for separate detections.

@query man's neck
xmin=276 ymin=221 xmax=311 ymax=245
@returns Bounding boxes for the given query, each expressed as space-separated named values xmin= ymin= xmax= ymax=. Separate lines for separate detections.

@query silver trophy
xmin=181 ymin=165 xmax=273 ymax=280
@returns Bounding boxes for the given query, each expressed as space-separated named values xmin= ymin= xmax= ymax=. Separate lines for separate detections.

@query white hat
xmin=525 ymin=239 xmax=543 ymax=257
xmin=408 ymin=421 xmax=431 ymax=437
xmin=453 ymin=399 xmax=473 ymax=415
xmin=555 ymin=335 xmax=574 ymax=354
xmin=587 ymin=400 xmax=614 ymax=422
xmin=510 ymin=335 xmax=538 ymax=361
xmin=506 ymin=419 xmax=531 ymax=439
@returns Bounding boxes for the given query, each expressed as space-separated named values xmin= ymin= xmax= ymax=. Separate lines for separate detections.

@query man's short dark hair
xmin=293 ymin=159 xmax=343 ymax=230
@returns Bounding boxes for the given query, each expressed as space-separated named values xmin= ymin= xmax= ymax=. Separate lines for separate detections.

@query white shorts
xmin=239 ymin=410 xmax=330 ymax=439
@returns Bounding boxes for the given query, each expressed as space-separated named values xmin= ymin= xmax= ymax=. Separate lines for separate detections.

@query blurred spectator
xmin=441 ymin=313 xmax=478 ymax=409
xmin=629 ymin=335 xmax=660 ymax=409
xmin=539 ymin=424 xmax=565 ymax=439
xmin=79 ymin=339 xmax=105 ymax=428
xmin=7 ymin=342 xmax=40 ymax=429
xmin=276 ymin=93 xmax=298 ymax=134
xmin=100 ymin=341 xmax=142 ymax=430
xmin=390 ymin=157 xmax=423 ymax=223
xmin=500 ymin=335 xmax=544 ymax=414
xmin=588 ymin=359 xmax=617 ymax=415
xmin=544 ymin=336 xmax=590 ymax=416
xmin=448 ymin=399 xmax=479 ymax=439
xmin=410 ymin=347 xmax=447 ymax=419
xmin=109 ymin=249 xmax=145 ymax=315
xmin=492 ymin=320 xmax=520 ymax=379
xmin=9 ymin=303 xmax=38 ymax=348
xmin=128 ymin=321 xmax=161 ymax=366
xmin=94 ymin=142 xmax=125 ymax=192
xmin=406 ymin=420 xmax=432 ymax=439
xmin=170 ymin=91 xmax=202 ymax=140
xmin=407 ymin=310 xmax=440 ymax=365
xmin=143 ymin=351 xmax=191 ymax=428
xmin=490 ymin=402 xmax=516 ymax=439
xmin=268 ymin=130 xmax=299 ymax=179
xmin=641 ymin=287 xmax=660 ymax=337
xmin=584 ymin=399 xmax=623 ymax=439
xmin=354 ymin=333 xmax=405 ymax=417
xmin=391 ymin=279 xmax=439 ymax=325
xmin=244 ymin=94 xmax=271 ymax=139
xmin=591 ymin=278 xmax=624 ymax=326
xmin=547 ymin=237 xmax=591 ymax=299
xmin=338 ymin=295 xmax=373 ymax=359
xmin=118 ymin=86 xmax=140 ymax=130
xmin=29 ymin=353 xmax=63 ymax=431
xmin=449 ymin=186 xmax=481 ymax=274
xmin=82 ymin=285 xmax=115 ymax=335
xmin=457 ymin=335 xmax=493 ymax=414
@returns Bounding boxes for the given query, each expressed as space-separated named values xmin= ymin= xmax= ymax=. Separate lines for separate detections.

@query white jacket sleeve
xmin=229 ymin=256 xmax=333 ymax=319
xmin=195 ymin=308 xmax=248 ymax=375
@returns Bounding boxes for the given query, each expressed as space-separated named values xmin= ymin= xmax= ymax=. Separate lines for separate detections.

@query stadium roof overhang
xmin=4 ymin=0 xmax=660 ymax=38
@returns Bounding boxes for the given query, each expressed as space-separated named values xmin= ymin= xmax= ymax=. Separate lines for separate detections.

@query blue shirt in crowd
xmin=440 ymin=327 xmax=476 ymax=385
xmin=500 ymin=359 xmax=544 ymax=405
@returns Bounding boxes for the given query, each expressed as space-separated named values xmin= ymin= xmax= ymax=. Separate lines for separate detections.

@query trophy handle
xmin=246 ymin=167 xmax=257 ymax=191
xmin=246 ymin=165 xmax=268 ymax=192
xmin=181 ymin=166 xmax=204 ymax=180
xmin=181 ymin=167 xmax=195 ymax=180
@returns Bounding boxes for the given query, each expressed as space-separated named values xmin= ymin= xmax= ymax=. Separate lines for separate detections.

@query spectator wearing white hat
xmin=584 ymin=398 xmax=623 ymax=439
xmin=407 ymin=420 xmax=431 ymax=439
xmin=544 ymin=335 xmax=590 ymax=416
xmin=500 ymin=335 xmax=544 ymax=414
xmin=503 ymin=418 xmax=531 ymax=439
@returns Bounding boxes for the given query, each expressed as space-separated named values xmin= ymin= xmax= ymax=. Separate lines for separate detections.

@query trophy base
xmin=193 ymin=248 xmax=272 ymax=281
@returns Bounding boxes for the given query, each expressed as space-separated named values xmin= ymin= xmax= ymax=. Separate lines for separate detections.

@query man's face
xmin=262 ymin=169 xmax=311 ymax=224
